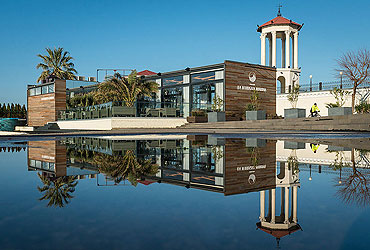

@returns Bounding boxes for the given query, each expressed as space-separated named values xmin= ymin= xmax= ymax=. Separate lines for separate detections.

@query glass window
xmin=29 ymin=160 xmax=36 ymax=167
xmin=162 ymin=86 xmax=183 ymax=108
xmin=29 ymin=88 xmax=36 ymax=96
xmin=191 ymin=83 xmax=215 ymax=111
xmin=35 ymin=160 xmax=42 ymax=168
xmin=48 ymin=84 xmax=55 ymax=93
xmin=191 ymin=71 xmax=215 ymax=83
xmin=42 ymin=85 xmax=48 ymax=94
xmin=163 ymin=76 xmax=183 ymax=86
xmin=35 ymin=87 xmax=41 ymax=95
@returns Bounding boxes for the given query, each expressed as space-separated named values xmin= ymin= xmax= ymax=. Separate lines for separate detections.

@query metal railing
xmin=277 ymin=80 xmax=370 ymax=94
xmin=58 ymin=101 xmax=189 ymax=120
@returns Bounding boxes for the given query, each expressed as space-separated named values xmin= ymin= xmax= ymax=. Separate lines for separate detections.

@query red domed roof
xmin=257 ymin=16 xmax=302 ymax=32
xmin=137 ymin=70 xmax=157 ymax=76
xmin=256 ymin=222 xmax=302 ymax=239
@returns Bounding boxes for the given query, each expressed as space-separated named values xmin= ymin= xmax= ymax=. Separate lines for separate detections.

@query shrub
xmin=287 ymin=85 xmax=300 ymax=108
xmin=191 ymin=109 xmax=206 ymax=117
xmin=355 ymin=101 xmax=370 ymax=113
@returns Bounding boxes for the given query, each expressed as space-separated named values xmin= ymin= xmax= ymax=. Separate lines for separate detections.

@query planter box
xmin=187 ymin=116 xmax=207 ymax=123
xmin=208 ymin=135 xmax=225 ymax=146
xmin=284 ymin=141 xmax=306 ymax=150
xmin=284 ymin=108 xmax=306 ymax=119
xmin=112 ymin=106 xmax=136 ymax=117
xmin=207 ymin=112 xmax=226 ymax=122
xmin=246 ymin=138 xmax=266 ymax=148
xmin=246 ymin=110 xmax=266 ymax=120
xmin=327 ymin=145 xmax=352 ymax=152
xmin=328 ymin=107 xmax=352 ymax=116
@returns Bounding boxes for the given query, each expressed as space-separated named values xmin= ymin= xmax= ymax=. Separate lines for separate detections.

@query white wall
xmin=276 ymin=88 xmax=369 ymax=116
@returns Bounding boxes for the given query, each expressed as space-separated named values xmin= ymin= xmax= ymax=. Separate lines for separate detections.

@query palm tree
xmin=37 ymin=173 xmax=78 ymax=208
xmin=95 ymin=150 xmax=158 ymax=186
xmin=94 ymin=70 xmax=158 ymax=106
xmin=36 ymin=47 xmax=78 ymax=82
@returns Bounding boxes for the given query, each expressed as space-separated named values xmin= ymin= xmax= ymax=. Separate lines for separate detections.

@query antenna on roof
xmin=277 ymin=3 xmax=283 ymax=16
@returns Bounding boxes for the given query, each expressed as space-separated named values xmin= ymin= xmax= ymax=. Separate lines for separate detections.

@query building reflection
xmin=27 ymin=136 xmax=304 ymax=244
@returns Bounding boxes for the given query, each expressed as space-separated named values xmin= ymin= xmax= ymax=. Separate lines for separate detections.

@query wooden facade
xmin=28 ymin=140 xmax=67 ymax=177
xmin=27 ymin=79 xmax=66 ymax=127
xmin=224 ymin=139 xmax=277 ymax=196
xmin=224 ymin=60 xmax=276 ymax=120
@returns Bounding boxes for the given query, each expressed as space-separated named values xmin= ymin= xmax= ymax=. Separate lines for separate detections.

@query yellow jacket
xmin=311 ymin=105 xmax=320 ymax=112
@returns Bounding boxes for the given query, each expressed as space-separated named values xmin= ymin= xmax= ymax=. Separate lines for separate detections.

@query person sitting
xmin=310 ymin=103 xmax=320 ymax=117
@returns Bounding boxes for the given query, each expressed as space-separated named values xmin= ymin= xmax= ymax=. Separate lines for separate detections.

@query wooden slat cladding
xmin=28 ymin=140 xmax=67 ymax=177
xmin=224 ymin=61 xmax=276 ymax=121
xmin=224 ymin=139 xmax=277 ymax=196
xmin=27 ymin=80 xmax=66 ymax=126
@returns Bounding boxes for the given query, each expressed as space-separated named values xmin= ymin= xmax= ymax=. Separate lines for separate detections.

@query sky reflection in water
xmin=0 ymin=135 xmax=370 ymax=250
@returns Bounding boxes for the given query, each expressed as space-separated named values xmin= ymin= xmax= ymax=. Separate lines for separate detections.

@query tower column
xmin=259 ymin=191 xmax=266 ymax=222
xmin=271 ymin=188 xmax=276 ymax=223
xmin=271 ymin=31 xmax=277 ymax=67
xmin=292 ymin=185 xmax=298 ymax=223
xmin=284 ymin=187 xmax=289 ymax=223
xmin=260 ymin=33 xmax=267 ymax=66
xmin=282 ymin=36 xmax=286 ymax=68
xmin=293 ymin=32 xmax=299 ymax=69
xmin=285 ymin=30 xmax=291 ymax=68
xmin=268 ymin=36 xmax=272 ymax=66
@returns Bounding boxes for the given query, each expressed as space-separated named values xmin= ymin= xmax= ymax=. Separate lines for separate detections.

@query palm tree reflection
xmin=37 ymin=173 xmax=78 ymax=208
xmin=94 ymin=150 xmax=158 ymax=186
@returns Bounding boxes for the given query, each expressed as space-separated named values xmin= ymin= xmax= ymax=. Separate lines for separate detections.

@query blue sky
xmin=1 ymin=0 xmax=370 ymax=104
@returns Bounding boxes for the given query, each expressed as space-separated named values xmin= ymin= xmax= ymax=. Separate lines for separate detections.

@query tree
xmin=336 ymin=49 xmax=370 ymax=112
xmin=94 ymin=70 xmax=158 ymax=107
xmin=335 ymin=149 xmax=370 ymax=207
xmin=37 ymin=173 xmax=78 ymax=208
xmin=95 ymin=150 xmax=158 ymax=186
xmin=36 ymin=47 xmax=78 ymax=82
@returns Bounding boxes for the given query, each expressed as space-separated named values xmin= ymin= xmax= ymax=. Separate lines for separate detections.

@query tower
xmin=257 ymin=10 xmax=303 ymax=93
xmin=256 ymin=161 xmax=301 ymax=246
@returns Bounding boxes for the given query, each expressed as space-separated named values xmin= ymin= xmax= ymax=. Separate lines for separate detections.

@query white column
xmin=268 ymin=36 xmax=272 ymax=67
xmin=282 ymin=37 xmax=286 ymax=68
xmin=292 ymin=186 xmax=298 ymax=223
xmin=260 ymin=33 xmax=267 ymax=66
xmin=271 ymin=189 xmax=276 ymax=223
xmin=183 ymin=140 xmax=190 ymax=181
xmin=259 ymin=191 xmax=266 ymax=222
xmin=293 ymin=32 xmax=299 ymax=69
xmin=285 ymin=31 xmax=291 ymax=69
xmin=183 ymin=75 xmax=190 ymax=118
xmin=271 ymin=31 xmax=277 ymax=67
xmin=284 ymin=187 xmax=289 ymax=223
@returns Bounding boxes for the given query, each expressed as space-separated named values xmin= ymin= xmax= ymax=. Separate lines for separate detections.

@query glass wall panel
xmin=35 ymin=87 xmax=41 ymax=95
xmin=162 ymin=86 xmax=183 ymax=115
xmin=191 ymin=83 xmax=215 ymax=112
xmin=29 ymin=88 xmax=36 ymax=96
xmin=42 ymin=85 xmax=48 ymax=94
xmin=163 ymin=76 xmax=183 ymax=87
xmin=191 ymin=71 xmax=215 ymax=83
xmin=48 ymin=84 xmax=55 ymax=93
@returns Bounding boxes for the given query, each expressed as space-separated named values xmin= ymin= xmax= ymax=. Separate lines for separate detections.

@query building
xmin=27 ymin=12 xmax=311 ymax=128
xmin=144 ymin=61 xmax=276 ymax=121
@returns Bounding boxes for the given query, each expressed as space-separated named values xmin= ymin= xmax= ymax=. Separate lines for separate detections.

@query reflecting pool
xmin=1 ymin=135 xmax=370 ymax=249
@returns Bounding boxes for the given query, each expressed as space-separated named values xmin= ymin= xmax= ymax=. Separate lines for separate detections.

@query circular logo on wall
xmin=248 ymin=174 xmax=256 ymax=184
xmin=249 ymin=72 xmax=257 ymax=83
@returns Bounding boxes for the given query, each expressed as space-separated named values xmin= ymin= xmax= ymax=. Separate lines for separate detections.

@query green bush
xmin=355 ymin=102 xmax=370 ymax=113
xmin=191 ymin=109 xmax=206 ymax=117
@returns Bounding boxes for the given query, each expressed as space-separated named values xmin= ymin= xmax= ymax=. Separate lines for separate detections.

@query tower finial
xmin=277 ymin=4 xmax=282 ymax=16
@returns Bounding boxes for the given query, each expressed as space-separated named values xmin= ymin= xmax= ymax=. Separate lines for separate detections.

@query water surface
xmin=1 ymin=135 xmax=370 ymax=250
